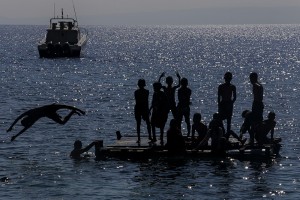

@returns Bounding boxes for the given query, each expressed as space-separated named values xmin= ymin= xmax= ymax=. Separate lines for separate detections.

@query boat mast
xmin=72 ymin=0 xmax=78 ymax=25
xmin=54 ymin=3 xmax=56 ymax=18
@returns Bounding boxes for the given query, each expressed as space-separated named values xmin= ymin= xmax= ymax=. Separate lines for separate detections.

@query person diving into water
xmin=7 ymin=103 xmax=85 ymax=141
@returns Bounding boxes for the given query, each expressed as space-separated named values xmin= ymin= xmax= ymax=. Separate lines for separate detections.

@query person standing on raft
xmin=218 ymin=72 xmax=236 ymax=133
xmin=134 ymin=79 xmax=152 ymax=143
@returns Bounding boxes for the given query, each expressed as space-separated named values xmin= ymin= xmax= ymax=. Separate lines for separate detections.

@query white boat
xmin=38 ymin=9 xmax=87 ymax=58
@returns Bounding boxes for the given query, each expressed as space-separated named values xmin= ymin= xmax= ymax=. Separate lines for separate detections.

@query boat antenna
xmin=72 ymin=0 xmax=78 ymax=24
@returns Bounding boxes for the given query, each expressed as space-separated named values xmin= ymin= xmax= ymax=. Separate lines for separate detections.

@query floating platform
xmin=95 ymin=137 xmax=281 ymax=161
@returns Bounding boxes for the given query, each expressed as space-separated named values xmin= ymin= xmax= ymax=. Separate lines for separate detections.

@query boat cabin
xmin=46 ymin=18 xmax=79 ymax=45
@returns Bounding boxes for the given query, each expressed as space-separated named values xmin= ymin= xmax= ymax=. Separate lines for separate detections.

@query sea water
xmin=0 ymin=24 xmax=299 ymax=199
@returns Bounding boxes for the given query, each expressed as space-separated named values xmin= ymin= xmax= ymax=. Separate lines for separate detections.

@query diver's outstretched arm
xmin=11 ymin=126 xmax=30 ymax=141
xmin=61 ymin=110 xmax=78 ymax=124
xmin=7 ymin=112 xmax=28 ymax=132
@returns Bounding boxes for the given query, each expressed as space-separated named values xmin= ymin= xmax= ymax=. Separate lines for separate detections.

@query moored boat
xmin=38 ymin=9 xmax=87 ymax=58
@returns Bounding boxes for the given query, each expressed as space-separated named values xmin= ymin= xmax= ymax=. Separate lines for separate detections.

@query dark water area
xmin=0 ymin=24 xmax=300 ymax=199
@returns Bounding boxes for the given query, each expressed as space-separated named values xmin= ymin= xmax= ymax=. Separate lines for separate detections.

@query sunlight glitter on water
xmin=1 ymin=24 xmax=300 ymax=199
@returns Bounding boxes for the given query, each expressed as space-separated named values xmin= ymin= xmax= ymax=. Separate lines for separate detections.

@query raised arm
xmin=70 ymin=141 xmax=98 ymax=159
xmin=158 ymin=72 xmax=165 ymax=83
xmin=174 ymin=72 xmax=181 ymax=88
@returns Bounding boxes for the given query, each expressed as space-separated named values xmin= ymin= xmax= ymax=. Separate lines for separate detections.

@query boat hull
xmin=38 ymin=44 xmax=81 ymax=58
xmin=38 ymin=34 xmax=87 ymax=58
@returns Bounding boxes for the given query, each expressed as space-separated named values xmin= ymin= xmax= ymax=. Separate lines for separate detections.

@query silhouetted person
xmin=165 ymin=119 xmax=185 ymax=153
xmin=254 ymin=112 xmax=277 ymax=145
xmin=116 ymin=131 xmax=122 ymax=140
xmin=240 ymin=110 xmax=256 ymax=145
xmin=150 ymin=82 xmax=169 ymax=143
xmin=158 ymin=71 xmax=181 ymax=119
xmin=191 ymin=113 xmax=207 ymax=145
xmin=70 ymin=140 xmax=101 ymax=160
xmin=177 ymin=78 xmax=192 ymax=136
xmin=250 ymin=72 xmax=264 ymax=122
xmin=7 ymin=103 xmax=85 ymax=141
xmin=218 ymin=72 xmax=236 ymax=133
xmin=134 ymin=79 xmax=151 ymax=143
xmin=196 ymin=113 xmax=226 ymax=153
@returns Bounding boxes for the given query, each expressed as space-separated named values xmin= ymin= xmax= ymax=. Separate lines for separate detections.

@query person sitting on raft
xmin=165 ymin=119 xmax=185 ymax=153
xmin=254 ymin=111 xmax=278 ymax=145
xmin=195 ymin=113 xmax=227 ymax=153
xmin=240 ymin=110 xmax=258 ymax=145
xmin=70 ymin=140 xmax=102 ymax=160
xmin=191 ymin=113 xmax=208 ymax=146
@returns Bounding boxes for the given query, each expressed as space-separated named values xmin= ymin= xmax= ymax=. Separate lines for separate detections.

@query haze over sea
xmin=0 ymin=24 xmax=300 ymax=199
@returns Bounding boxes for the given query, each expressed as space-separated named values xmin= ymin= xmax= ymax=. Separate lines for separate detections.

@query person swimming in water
xmin=70 ymin=140 xmax=102 ymax=160
xmin=7 ymin=103 xmax=85 ymax=141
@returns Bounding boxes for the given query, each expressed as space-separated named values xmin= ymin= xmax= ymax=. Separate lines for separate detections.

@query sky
xmin=1 ymin=0 xmax=300 ymax=25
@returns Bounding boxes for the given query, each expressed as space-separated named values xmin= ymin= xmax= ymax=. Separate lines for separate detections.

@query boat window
xmin=60 ymin=22 xmax=64 ymax=30
xmin=68 ymin=22 xmax=73 ymax=30
xmin=52 ymin=23 xmax=57 ymax=30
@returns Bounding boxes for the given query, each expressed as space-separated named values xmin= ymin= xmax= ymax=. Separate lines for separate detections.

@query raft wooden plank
xmin=108 ymin=136 xmax=163 ymax=148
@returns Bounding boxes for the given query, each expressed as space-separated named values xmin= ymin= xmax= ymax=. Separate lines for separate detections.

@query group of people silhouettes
xmin=134 ymin=72 xmax=192 ymax=145
xmin=134 ymin=71 xmax=277 ymax=152
xmin=6 ymin=71 xmax=277 ymax=159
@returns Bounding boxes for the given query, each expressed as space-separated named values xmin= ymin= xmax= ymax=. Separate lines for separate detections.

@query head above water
xmin=224 ymin=72 xmax=232 ymax=82
xmin=137 ymin=79 xmax=146 ymax=88
xmin=74 ymin=140 xmax=82 ymax=149
xmin=180 ymin=78 xmax=188 ymax=87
